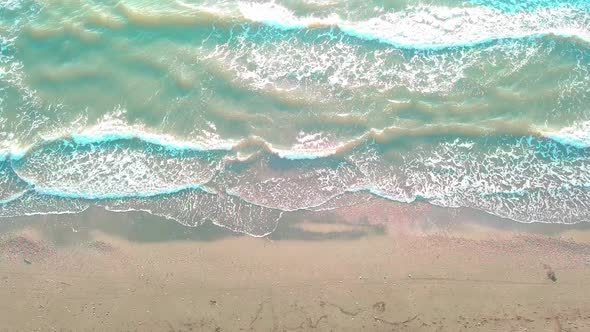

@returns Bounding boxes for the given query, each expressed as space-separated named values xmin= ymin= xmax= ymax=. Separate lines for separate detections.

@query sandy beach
xmin=1 ymin=200 xmax=589 ymax=331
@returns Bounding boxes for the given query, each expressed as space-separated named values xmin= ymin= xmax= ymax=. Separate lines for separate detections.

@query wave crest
xmin=1 ymin=127 xmax=589 ymax=235
xmin=237 ymin=2 xmax=590 ymax=49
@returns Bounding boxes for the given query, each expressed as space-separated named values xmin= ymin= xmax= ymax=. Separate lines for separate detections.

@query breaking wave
xmin=1 ymin=124 xmax=589 ymax=236
xmin=236 ymin=2 xmax=590 ymax=49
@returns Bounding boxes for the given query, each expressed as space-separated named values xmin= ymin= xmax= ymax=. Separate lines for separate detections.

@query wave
xmin=469 ymin=0 xmax=590 ymax=13
xmin=541 ymin=121 xmax=590 ymax=149
xmin=69 ymin=126 xmax=236 ymax=153
xmin=205 ymin=22 xmax=588 ymax=100
xmin=237 ymin=3 xmax=590 ymax=50
xmin=0 ymin=124 xmax=588 ymax=230
xmin=0 ymin=191 xmax=89 ymax=218
xmin=2 ymin=116 xmax=585 ymax=167
xmin=31 ymin=1 xmax=590 ymax=50
xmin=100 ymin=189 xmax=283 ymax=237
xmin=10 ymin=137 xmax=223 ymax=200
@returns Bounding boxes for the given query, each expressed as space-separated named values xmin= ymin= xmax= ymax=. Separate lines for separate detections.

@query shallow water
xmin=1 ymin=0 xmax=589 ymax=235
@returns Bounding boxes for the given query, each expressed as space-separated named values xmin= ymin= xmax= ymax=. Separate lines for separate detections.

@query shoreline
xmin=1 ymin=200 xmax=589 ymax=331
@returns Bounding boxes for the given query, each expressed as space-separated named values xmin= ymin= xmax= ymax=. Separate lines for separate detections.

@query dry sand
xmin=0 ymin=200 xmax=589 ymax=331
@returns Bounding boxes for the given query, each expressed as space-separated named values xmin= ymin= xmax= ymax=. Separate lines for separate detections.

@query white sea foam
xmin=0 ymin=191 xmax=89 ymax=218
xmin=0 ymin=0 xmax=25 ymax=11
xmin=207 ymin=24 xmax=549 ymax=96
xmin=70 ymin=114 xmax=236 ymax=152
xmin=347 ymin=137 xmax=590 ymax=224
xmin=102 ymin=189 xmax=283 ymax=237
xmin=238 ymin=2 xmax=590 ymax=49
xmin=12 ymin=139 xmax=221 ymax=200
xmin=1 ymin=130 xmax=589 ymax=231
xmin=542 ymin=121 xmax=590 ymax=148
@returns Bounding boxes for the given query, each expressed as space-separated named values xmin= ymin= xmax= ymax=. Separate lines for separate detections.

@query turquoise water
xmin=1 ymin=0 xmax=590 ymax=236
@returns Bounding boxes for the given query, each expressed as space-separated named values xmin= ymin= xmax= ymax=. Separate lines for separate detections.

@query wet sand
xmin=1 ymin=200 xmax=590 ymax=331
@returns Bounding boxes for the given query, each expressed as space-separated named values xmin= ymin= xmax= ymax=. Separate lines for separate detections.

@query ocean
xmin=1 ymin=0 xmax=589 ymax=236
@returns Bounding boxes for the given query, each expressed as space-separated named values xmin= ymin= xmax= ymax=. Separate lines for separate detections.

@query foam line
xmin=237 ymin=2 xmax=590 ymax=50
